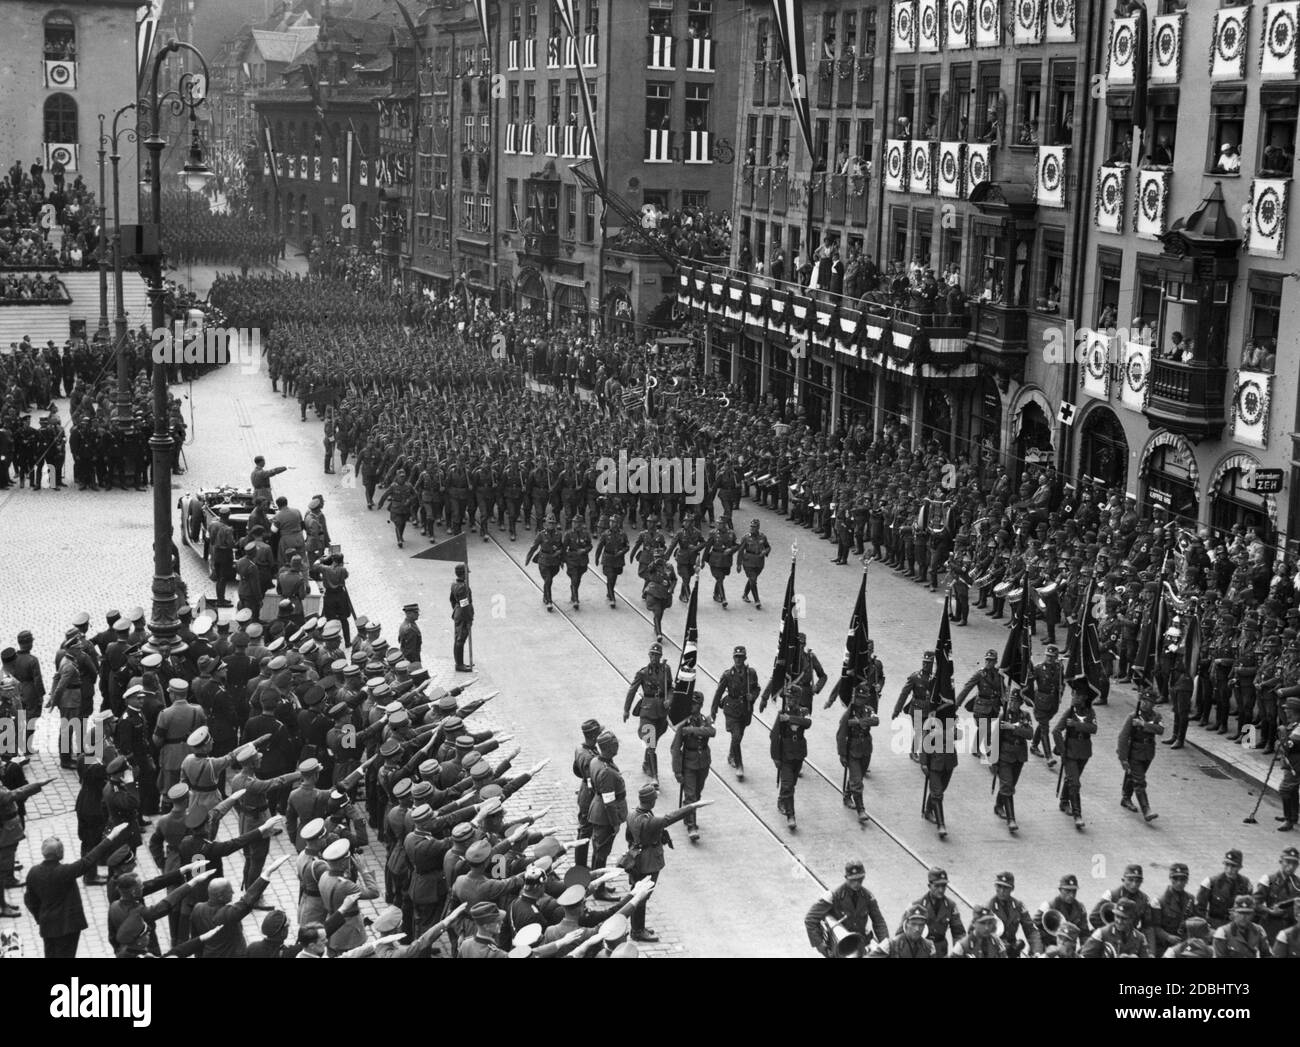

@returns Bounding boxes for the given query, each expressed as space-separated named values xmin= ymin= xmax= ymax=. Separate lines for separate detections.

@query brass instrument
xmin=821 ymin=916 xmax=867 ymax=958
xmin=1099 ymin=900 xmax=1117 ymax=925
xmin=1040 ymin=908 xmax=1065 ymax=937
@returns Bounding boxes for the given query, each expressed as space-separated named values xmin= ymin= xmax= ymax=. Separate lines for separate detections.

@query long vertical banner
xmin=554 ymin=0 xmax=605 ymax=193
xmin=771 ymin=0 xmax=815 ymax=163
xmin=136 ymin=1 xmax=162 ymax=93
xmin=261 ymin=117 xmax=279 ymax=193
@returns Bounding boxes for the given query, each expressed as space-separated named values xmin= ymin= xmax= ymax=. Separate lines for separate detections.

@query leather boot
xmin=1138 ymin=790 xmax=1158 ymax=822
xmin=935 ymin=798 xmax=948 ymax=839
xmin=1005 ymin=796 xmax=1018 ymax=833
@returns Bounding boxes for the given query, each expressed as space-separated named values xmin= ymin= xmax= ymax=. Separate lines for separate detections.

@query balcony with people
xmin=1142 ymin=184 xmax=1241 ymax=441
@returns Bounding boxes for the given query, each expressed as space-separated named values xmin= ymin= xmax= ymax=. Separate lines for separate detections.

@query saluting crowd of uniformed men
xmin=0 ymin=590 xmax=704 ymax=957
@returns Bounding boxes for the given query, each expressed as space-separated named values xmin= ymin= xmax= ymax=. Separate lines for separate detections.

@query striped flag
xmin=345 ymin=130 xmax=354 ymax=203
xmin=554 ymin=0 xmax=605 ymax=194
xmin=668 ymin=577 xmax=700 ymax=726
xmin=136 ymin=2 xmax=161 ymax=93
xmin=770 ymin=0 xmax=815 ymax=163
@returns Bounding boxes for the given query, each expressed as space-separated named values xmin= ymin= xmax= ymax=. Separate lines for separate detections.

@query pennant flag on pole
xmin=473 ymin=0 xmax=492 ymax=53
xmin=668 ymin=577 xmax=700 ymax=727
xmin=136 ymin=2 xmax=161 ymax=94
xmin=770 ymin=0 xmax=815 ymax=163
xmin=928 ymin=597 xmax=956 ymax=715
xmin=1133 ymin=553 xmax=1169 ymax=685
xmin=261 ymin=118 xmax=279 ymax=193
xmin=1066 ymin=576 xmax=1105 ymax=704
xmin=555 ymin=0 xmax=605 ymax=194
xmin=394 ymin=1 xmax=424 ymax=148
xmin=830 ymin=566 xmax=869 ymax=706
xmin=999 ymin=572 xmax=1033 ymax=686
xmin=345 ymin=130 xmax=354 ymax=204
xmin=348 ymin=118 xmax=369 ymax=161
xmin=413 ymin=532 xmax=468 ymax=563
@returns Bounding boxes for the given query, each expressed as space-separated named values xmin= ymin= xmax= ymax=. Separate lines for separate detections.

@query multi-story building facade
xmin=1075 ymin=0 xmax=1299 ymax=544
xmin=251 ymin=14 xmax=392 ymax=249
xmin=680 ymin=0 xmax=1101 ymax=465
xmin=402 ymin=1 xmax=498 ymax=298
xmin=1 ymin=0 xmax=140 ymax=224
xmin=496 ymin=0 xmax=740 ymax=330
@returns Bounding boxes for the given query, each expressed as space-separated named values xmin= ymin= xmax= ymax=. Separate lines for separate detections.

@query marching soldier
xmin=771 ymin=685 xmax=812 ymax=831
xmin=667 ymin=515 xmax=705 ymax=602
xmin=669 ymin=693 xmax=714 ymax=842
xmin=642 ymin=555 xmax=676 ymax=638
xmin=920 ymin=674 xmax=958 ymax=840
xmin=1035 ymin=873 xmax=1088 ymax=952
xmin=804 ymin=859 xmax=889 ymax=956
xmin=525 ymin=517 xmax=564 ymax=611
xmin=1081 ymin=897 xmax=1150 ymax=957
xmin=572 ymin=719 xmax=602 ymax=867
xmin=992 ymin=688 xmax=1033 ymax=833
xmin=562 ymin=516 xmax=593 ymax=610
xmin=1152 ymin=863 xmax=1197 ymax=953
xmin=712 ymin=645 xmax=759 ymax=779
xmin=989 ymin=871 xmax=1042 ymax=957
xmin=624 ymin=642 xmax=673 ymax=784
xmin=1052 ymin=682 xmax=1097 ymax=830
xmin=904 ymin=867 xmax=965 ymax=957
xmin=1118 ymin=690 xmax=1165 ymax=822
xmin=957 ymin=650 xmax=1005 ymax=763
xmin=951 ymin=907 xmax=1008 ymax=958
xmin=892 ymin=651 xmax=935 ymax=763
xmin=703 ymin=519 xmax=737 ymax=607
xmin=449 ymin=566 xmax=473 ymax=671
xmin=1253 ymin=845 xmax=1300 ymax=942
xmin=836 ymin=684 xmax=878 ymax=825
xmin=376 ymin=468 xmax=418 ymax=548
xmin=1025 ymin=644 xmax=1064 ymax=767
xmin=737 ymin=519 xmax=771 ymax=608
xmin=594 ymin=515 xmax=630 ymax=608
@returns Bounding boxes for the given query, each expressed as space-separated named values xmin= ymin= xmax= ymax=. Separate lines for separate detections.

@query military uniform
xmin=770 ymin=693 xmax=812 ymax=829
xmin=992 ymin=700 xmax=1033 ymax=831
xmin=1052 ymin=698 xmax=1097 ymax=826
xmin=586 ymin=736 xmax=627 ymax=873
xmin=737 ymin=526 xmax=771 ymax=606
xmin=957 ymin=658 xmax=1005 ymax=760
xmin=712 ymin=651 xmax=759 ymax=774
xmin=625 ymin=655 xmax=672 ymax=780
xmin=669 ymin=703 xmax=714 ymax=836
xmin=836 ymin=693 xmax=878 ymax=820
xmin=525 ymin=523 xmax=564 ymax=608
xmin=1117 ymin=701 xmax=1165 ymax=820
xmin=562 ymin=524 xmax=593 ymax=608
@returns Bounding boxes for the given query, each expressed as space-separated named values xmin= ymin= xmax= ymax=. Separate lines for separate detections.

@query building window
xmin=835 ymin=119 xmax=852 ymax=162
xmin=688 ymin=0 xmax=713 ymax=38
xmin=525 ymin=82 xmax=536 ymax=120
xmin=43 ymin=93 xmax=77 ymax=143
xmin=1016 ymin=62 xmax=1042 ymax=146
xmin=586 ymin=0 xmax=599 ymax=30
xmin=583 ymin=192 xmax=596 ymax=241
xmin=646 ymin=82 xmax=672 ymax=129
xmin=463 ymin=113 xmax=475 ymax=146
xmin=949 ymin=65 xmax=972 ymax=140
xmin=761 ymin=115 xmax=775 ymax=164
xmin=777 ymin=117 xmax=790 ymax=163
xmin=844 ymin=10 xmax=858 ymax=52
xmin=462 ymin=193 xmax=474 ymax=227
xmin=977 ymin=63 xmax=1001 ymax=143
xmin=682 ymin=190 xmax=708 ymax=209
xmin=548 ymin=81 xmax=561 ymax=124
xmin=1247 ymin=272 xmax=1281 ymax=371
xmin=1259 ymin=88 xmax=1298 ymax=176
xmin=479 ymin=115 xmax=490 ymax=150
xmin=566 ymin=79 xmax=579 ymax=121
xmin=754 ymin=218 xmax=766 ymax=264
xmin=643 ymin=188 xmax=670 ymax=210
xmin=1145 ymin=94 xmax=1178 ymax=166
xmin=1047 ymin=61 xmax=1076 ymax=146
xmin=814 ymin=118 xmax=830 ymax=168
xmin=1105 ymin=96 xmax=1134 ymax=164
xmin=756 ymin=16 xmax=769 ymax=60
xmin=526 ymin=1 xmax=538 ymax=35
xmin=44 ymin=12 xmax=76 ymax=61
xmin=507 ymin=178 xmax=519 ymax=228
xmin=510 ymin=3 xmax=521 ymax=39
xmin=891 ymin=207 xmax=908 ymax=263
xmin=650 ymin=0 xmax=674 ymax=35
xmin=564 ymin=184 xmax=577 ymax=239
xmin=856 ymin=118 xmax=873 ymax=164
xmin=914 ymin=210 xmax=933 ymax=268
xmin=1208 ymin=87 xmax=1246 ymax=173
xmin=921 ymin=68 xmax=941 ymax=139
xmin=509 ymin=82 xmax=520 ymax=122
xmin=478 ymin=194 xmax=491 ymax=232
xmin=1096 ymin=251 xmax=1123 ymax=328
xmin=746 ymin=115 xmax=758 ymax=154
xmin=897 ymin=69 xmax=916 ymax=136
xmin=1135 ymin=259 xmax=1162 ymax=340
xmin=941 ymin=217 xmax=963 ymax=273
xmin=788 ymin=224 xmax=801 ymax=264
xmin=685 ymin=83 xmax=711 ymax=131
xmin=1038 ymin=234 xmax=1064 ymax=313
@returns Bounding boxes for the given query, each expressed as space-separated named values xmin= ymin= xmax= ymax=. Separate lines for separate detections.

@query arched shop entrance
xmin=923 ymin=388 xmax=954 ymax=455
xmin=517 ymin=269 xmax=547 ymax=318
xmin=604 ymin=288 xmax=634 ymax=337
xmin=1140 ymin=432 xmax=1200 ymax=528
xmin=1210 ymin=452 xmax=1275 ymax=545
xmin=1013 ymin=397 xmax=1053 ymax=484
xmin=554 ymin=284 xmax=588 ymax=329
xmin=1079 ymin=404 xmax=1130 ymax=490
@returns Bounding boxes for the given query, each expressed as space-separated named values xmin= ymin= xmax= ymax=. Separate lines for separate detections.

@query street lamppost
xmin=100 ymin=103 xmax=138 ymax=432
xmin=138 ymin=39 xmax=213 ymax=642
xmin=95 ymin=117 xmax=111 ymax=347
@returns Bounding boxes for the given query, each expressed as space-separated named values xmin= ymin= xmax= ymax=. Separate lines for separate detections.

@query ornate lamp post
xmin=137 ymin=40 xmax=213 ymax=642
xmin=100 ymin=103 xmax=137 ymax=431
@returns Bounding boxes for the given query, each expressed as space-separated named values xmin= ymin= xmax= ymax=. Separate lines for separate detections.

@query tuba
xmin=821 ymin=916 xmax=868 ymax=958
xmin=1041 ymin=908 xmax=1065 ymax=937
xmin=1098 ymin=900 xmax=1117 ymax=925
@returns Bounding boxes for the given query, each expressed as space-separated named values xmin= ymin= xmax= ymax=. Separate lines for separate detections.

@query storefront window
xmin=1143 ymin=445 xmax=1199 ymax=526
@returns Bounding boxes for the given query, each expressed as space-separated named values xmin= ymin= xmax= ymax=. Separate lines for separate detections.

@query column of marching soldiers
xmin=222 ymin=267 xmax=1300 ymax=958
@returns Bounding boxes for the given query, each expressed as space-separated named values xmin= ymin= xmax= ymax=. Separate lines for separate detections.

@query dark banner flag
xmin=1133 ymin=555 xmax=1170 ymax=685
xmin=1000 ymin=572 xmax=1032 ymax=686
xmin=830 ymin=566 xmax=869 ymax=706
xmin=928 ymin=597 xmax=955 ymax=714
xmin=668 ymin=576 xmax=700 ymax=726
xmin=1183 ymin=604 xmax=1202 ymax=708
xmin=1067 ymin=577 xmax=1105 ymax=703
xmin=765 ymin=553 xmax=801 ymax=698
xmin=770 ymin=0 xmax=815 ymax=164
